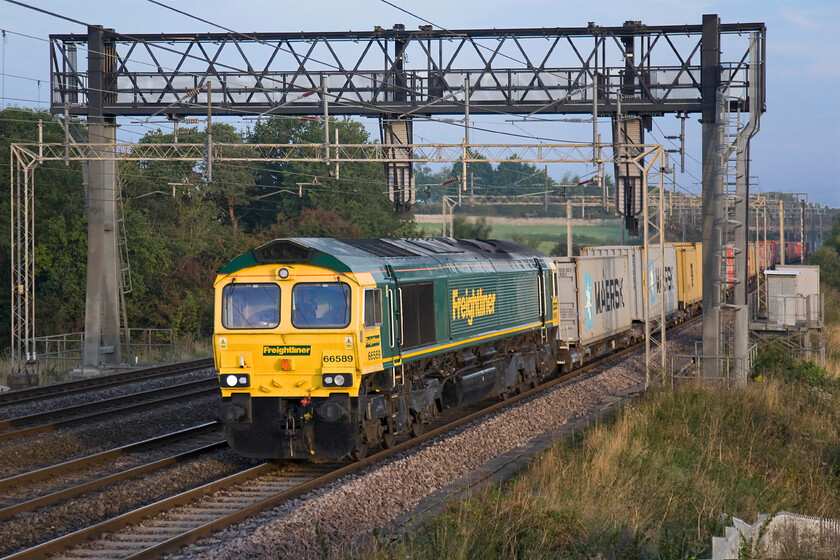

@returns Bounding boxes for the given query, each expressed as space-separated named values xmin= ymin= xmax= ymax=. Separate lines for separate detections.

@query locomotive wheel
xmin=409 ymin=414 xmax=424 ymax=438
xmin=381 ymin=430 xmax=397 ymax=449
xmin=350 ymin=441 xmax=368 ymax=462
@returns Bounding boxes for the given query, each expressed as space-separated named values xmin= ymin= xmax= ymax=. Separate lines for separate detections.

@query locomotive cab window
xmin=221 ymin=283 xmax=280 ymax=329
xmin=364 ymin=288 xmax=383 ymax=328
xmin=292 ymin=282 xmax=351 ymax=329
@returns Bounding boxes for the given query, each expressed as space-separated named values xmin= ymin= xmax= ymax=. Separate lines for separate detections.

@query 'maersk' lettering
xmin=593 ymin=278 xmax=625 ymax=314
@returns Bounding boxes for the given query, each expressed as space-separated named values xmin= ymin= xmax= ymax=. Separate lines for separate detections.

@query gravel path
xmin=168 ymin=322 xmax=701 ymax=560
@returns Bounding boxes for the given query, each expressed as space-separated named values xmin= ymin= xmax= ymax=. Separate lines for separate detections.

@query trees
xmin=247 ymin=117 xmax=415 ymax=239
xmin=807 ymin=213 xmax=840 ymax=291
xmin=0 ymin=108 xmax=89 ymax=344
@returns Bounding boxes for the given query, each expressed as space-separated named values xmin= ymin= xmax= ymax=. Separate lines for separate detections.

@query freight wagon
xmin=553 ymin=255 xmax=637 ymax=372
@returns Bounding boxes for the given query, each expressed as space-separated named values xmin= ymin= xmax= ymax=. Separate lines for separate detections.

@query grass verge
xmin=354 ymin=307 xmax=840 ymax=559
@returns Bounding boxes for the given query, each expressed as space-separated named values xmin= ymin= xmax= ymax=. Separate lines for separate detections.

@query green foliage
xmin=511 ymin=233 xmax=543 ymax=250
xmin=0 ymin=108 xmax=88 ymax=342
xmin=452 ymin=215 xmax=492 ymax=239
xmin=246 ymin=117 xmax=412 ymax=239
xmin=753 ymin=342 xmax=834 ymax=388
xmin=807 ymin=245 xmax=840 ymax=292
xmin=414 ymin=154 xmax=613 ymax=211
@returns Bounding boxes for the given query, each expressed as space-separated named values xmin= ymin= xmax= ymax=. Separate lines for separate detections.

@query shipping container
xmin=553 ymin=255 xmax=633 ymax=346
xmin=580 ymin=245 xmax=678 ymax=322
xmin=671 ymin=242 xmax=702 ymax=311
xmin=756 ymin=241 xmax=773 ymax=272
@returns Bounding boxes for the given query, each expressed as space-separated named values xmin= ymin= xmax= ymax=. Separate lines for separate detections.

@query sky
xmin=1 ymin=0 xmax=838 ymax=207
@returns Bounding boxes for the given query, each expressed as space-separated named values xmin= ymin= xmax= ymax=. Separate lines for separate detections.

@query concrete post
xmin=82 ymin=26 xmax=121 ymax=371
xmin=701 ymin=14 xmax=721 ymax=379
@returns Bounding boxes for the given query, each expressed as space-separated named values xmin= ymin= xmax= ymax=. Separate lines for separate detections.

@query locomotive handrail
xmin=397 ymin=287 xmax=405 ymax=346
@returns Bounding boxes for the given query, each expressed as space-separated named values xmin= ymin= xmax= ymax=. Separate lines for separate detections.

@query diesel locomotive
xmin=214 ymin=237 xmax=558 ymax=460
xmin=213 ymin=236 xmax=773 ymax=461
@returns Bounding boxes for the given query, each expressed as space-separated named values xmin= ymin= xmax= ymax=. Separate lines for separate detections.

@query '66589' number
xmin=323 ymin=354 xmax=353 ymax=363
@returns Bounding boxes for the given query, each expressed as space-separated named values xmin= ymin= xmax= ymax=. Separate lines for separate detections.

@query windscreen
xmin=292 ymin=283 xmax=351 ymax=328
xmin=221 ymin=283 xmax=280 ymax=329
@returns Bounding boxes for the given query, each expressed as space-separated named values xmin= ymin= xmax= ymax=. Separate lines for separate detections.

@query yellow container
xmin=671 ymin=242 xmax=702 ymax=310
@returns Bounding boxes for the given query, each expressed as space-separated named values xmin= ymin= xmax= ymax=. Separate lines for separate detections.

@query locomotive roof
xmin=218 ymin=237 xmax=547 ymax=276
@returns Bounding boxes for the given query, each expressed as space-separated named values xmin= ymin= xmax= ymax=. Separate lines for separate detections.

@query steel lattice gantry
xmin=49 ymin=21 xmax=764 ymax=117
xmin=49 ymin=19 xmax=765 ymax=212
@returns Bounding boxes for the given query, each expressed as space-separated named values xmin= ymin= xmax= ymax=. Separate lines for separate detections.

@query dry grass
xmin=823 ymin=285 xmax=840 ymax=377
xmin=361 ymin=343 xmax=840 ymax=560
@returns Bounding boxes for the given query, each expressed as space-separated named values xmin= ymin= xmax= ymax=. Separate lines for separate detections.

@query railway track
xmin=0 ymin=378 xmax=218 ymax=444
xmin=0 ymin=423 xmax=224 ymax=522
xmin=1 ymin=320 xmax=695 ymax=560
xmin=0 ymin=359 xmax=214 ymax=407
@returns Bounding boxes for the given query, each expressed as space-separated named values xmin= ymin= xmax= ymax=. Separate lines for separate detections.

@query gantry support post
xmin=701 ymin=14 xmax=722 ymax=379
xmin=82 ymin=25 xmax=121 ymax=372
xmin=380 ymin=118 xmax=415 ymax=215
xmin=733 ymin=33 xmax=761 ymax=385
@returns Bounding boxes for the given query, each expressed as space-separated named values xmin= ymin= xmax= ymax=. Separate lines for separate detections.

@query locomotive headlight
xmin=322 ymin=373 xmax=352 ymax=387
xmin=221 ymin=374 xmax=250 ymax=388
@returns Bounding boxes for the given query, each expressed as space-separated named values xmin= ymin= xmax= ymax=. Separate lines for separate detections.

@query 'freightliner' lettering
xmin=263 ymin=345 xmax=311 ymax=356
xmin=451 ymin=288 xmax=497 ymax=326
